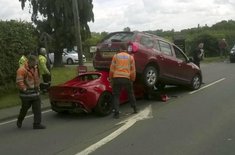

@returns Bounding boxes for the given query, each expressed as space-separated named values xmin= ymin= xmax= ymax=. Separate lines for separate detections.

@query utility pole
xmin=72 ymin=0 xmax=83 ymax=66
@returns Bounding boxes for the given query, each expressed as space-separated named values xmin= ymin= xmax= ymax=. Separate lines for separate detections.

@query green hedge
xmin=0 ymin=20 xmax=38 ymax=96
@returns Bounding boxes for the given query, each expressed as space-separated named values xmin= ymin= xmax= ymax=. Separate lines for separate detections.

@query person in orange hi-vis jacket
xmin=109 ymin=43 xmax=138 ymax=119
xmin=16 ymin=55 xmax=46 ymax=129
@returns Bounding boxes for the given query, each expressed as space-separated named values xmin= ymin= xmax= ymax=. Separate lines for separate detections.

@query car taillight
xmin=127 ymin=42 xmax=138 ymax=53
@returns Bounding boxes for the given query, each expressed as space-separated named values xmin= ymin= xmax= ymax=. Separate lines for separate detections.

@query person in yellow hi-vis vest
xmin=109 ymin=43 xmax=138 ymax=119
xmin=18 ymin=49 xmax=30 ymax=67
xmin=38 ymin=47 xmax=51 ymax=93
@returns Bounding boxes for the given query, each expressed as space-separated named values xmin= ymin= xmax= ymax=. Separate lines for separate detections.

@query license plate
xmin=102 ymin=52 xmax=116 ymax=58
xmin=56 ymin=102 xmax=72 ymax=107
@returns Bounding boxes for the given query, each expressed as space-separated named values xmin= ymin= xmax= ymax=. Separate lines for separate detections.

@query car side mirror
xmin=188 ymin=57 xmax=194 ymax=62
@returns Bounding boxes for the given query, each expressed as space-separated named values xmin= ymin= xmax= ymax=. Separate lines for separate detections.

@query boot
xmin=33 ymin=124 xmax=46 ymax=129
xmin=133 ymin=106 xmax=138 ymax=114
xmin=113 ymin=111 xmax=120 ymax=119
xmin=16 ymin=120 xmax=22 ymax=128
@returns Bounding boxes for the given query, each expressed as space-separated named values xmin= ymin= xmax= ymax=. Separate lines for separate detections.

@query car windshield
xmin=67 ymin=51 xmax=77 ymax=54
xmin=102 ymin=32 xmax=134 ymax=43
xmin=79 ymin=74 xmax=100 ymax=82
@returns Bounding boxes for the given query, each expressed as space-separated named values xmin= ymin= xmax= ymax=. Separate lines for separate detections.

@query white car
xmin=49 ymin=50 xmax=86 ymax=64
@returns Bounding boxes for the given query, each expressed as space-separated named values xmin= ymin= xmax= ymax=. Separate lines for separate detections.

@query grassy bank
xmin=0 ymin=65 xmax=94 ymax=109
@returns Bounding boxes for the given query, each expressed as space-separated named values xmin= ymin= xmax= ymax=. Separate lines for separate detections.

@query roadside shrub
xmin=0 ymin=20 xmax=38 ymax=96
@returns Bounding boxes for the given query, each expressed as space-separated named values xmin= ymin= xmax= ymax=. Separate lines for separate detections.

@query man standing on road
xmin=109 ymin=44 xmax=138 ymax=119
xmin=193 ymin=42 xmax=204 ymax=68
xmin=218 ymin=38 xmax=228 ymax=58
xmin=16 ymin=55 xmax=46 ymax=129
xmin=38 ymin=47 xmax=51 ymax=93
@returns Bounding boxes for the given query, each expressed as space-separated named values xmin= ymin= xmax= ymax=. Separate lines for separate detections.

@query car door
xmin=133 ymin=35 xmax=155 ymax=73
xmin=157 ymin=40 xmax=178 ymax=79
xmin=173 ymin=45 xmax=195 ymax=83
xmin=62 ymin=52 xmax=67 ymax=63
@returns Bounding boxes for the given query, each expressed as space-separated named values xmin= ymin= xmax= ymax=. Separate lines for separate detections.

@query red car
xmin=49 ymin=71 xmax=146 ymax=116
xmin=93 ymin=31 xmax=202 ymax=90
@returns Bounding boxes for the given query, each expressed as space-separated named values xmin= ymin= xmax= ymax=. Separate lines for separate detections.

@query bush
xmin=0 ymin=20 xmax=38 ymax=96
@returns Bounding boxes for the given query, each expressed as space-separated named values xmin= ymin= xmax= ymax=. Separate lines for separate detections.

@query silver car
xmin=49 ymin=50 xmax=86 ymax=64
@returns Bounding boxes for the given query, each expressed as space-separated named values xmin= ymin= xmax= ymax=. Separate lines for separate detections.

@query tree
xmin=19 ymin=0 xmax=94 ymax=66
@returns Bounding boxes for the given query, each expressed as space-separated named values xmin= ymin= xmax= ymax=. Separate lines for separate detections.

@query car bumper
xmin=50 ymin=100 xmax=91 ymax=113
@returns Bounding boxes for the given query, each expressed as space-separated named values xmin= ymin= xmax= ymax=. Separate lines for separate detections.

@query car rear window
xmin=102 ymin=32 xmax=134 ymax=43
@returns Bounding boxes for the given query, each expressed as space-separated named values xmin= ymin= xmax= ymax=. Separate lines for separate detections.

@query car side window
xmin=174 ymin=46 xmax=187 ymax=61
xmin=140 ymin=36 xmax=154 ymax=48
xmin=154 ymin=40 xmax=160 ymax=51
xmin=159 ymin=41 xmax=172 ymax=56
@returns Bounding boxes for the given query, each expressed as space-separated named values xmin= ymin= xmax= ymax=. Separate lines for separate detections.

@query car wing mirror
xmin=188 ymin=57 xmax=194 ymax=63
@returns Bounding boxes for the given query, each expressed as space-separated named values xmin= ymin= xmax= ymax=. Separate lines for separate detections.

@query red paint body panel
xmin=49 ymin=71 xmax=145 ymax=113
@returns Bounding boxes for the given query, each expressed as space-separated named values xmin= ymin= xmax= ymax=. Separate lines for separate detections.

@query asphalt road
xmin=1 ymin=61 xmax=235 ymax=155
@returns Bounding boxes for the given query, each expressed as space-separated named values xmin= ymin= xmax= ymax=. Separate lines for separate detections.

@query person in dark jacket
xmin=218 ymin=38 xmax=228 ymax=58
xmin=16 ymin=55 xmax=46 ymax=129
xmin=193 ymin=42 xmax=204 ymax=68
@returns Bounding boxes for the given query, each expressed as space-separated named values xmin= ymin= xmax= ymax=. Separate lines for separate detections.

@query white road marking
xmin=0 ymin=109 xmax=52 ymax=126
xmin=189 ymin=78 xmax=226 ymax=95
xmin=75 ymin=105 xmax=153 ymax=155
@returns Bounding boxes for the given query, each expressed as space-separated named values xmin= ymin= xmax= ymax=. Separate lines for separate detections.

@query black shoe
xmin=33 ymin=124 xmax=46 ymax=129
xmin=133 ymin=107 xmax=138 ymax=114
xmin=16 ymin=120 xmax=22 ymax=128
xmin=113 ymin=112 xmax=120 ymax=119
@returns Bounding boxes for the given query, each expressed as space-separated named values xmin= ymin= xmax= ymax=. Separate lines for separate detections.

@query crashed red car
xmin=49 ymin=71 xmax=146 ymax=116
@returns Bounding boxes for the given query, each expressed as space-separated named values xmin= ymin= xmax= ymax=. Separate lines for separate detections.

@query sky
xmin=0 ymin=0 xmax=235 ymax=32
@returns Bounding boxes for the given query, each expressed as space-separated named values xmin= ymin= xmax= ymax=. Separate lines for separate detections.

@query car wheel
xmin=230 ymin=58 xmax=234 ymax=63
xmin=67 ymin=58 xmax=73 ymax=65
xmin=143 ymin=66 xmax=158 ymax=88
xmin=190 ymin=74 xmax=201 ymax=90
xmin=94 ymin=91 xmax=113 ymax=116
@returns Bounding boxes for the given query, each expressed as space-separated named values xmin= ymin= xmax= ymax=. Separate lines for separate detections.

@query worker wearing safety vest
xmin=109 ymin=44 xmax=138 ymax=119
xmin=38 ymin=47 xmax=51 ymax=93
xmin=18 ymin=49 xmax=30 ymax=67
xmin=16 ymin=55 xmax=46 ymax=129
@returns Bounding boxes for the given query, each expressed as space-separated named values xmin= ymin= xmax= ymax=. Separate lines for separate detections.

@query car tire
xmin=190 ymin=74 xmax=201 ymax=90
xmin=143 ymin=66 xmax=158 ymax=88
xmin=94 ymin=91 xmax=113 ymax=116
xmin=67 ymin=58 xmax=73 ymax=65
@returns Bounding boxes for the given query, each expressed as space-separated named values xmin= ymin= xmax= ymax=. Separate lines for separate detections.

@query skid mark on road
xmin=189 ymin=78 xmax=226 ymax=95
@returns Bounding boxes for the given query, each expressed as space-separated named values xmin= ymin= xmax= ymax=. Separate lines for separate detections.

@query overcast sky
xmin=1 ymin=0 xmax=235 ymax=32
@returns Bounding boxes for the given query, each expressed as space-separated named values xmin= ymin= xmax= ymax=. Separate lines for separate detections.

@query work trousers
xmin=112 ymin=77 xmax=136 ymax=113
xmin=40 ymin=74 xmax=51 ymax=91
xmin=18 ymin=96 xmax=42 ymax=125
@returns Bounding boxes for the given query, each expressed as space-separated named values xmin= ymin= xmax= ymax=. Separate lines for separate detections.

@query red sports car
xmin=49 ymin=71 xmax=146 ymax=116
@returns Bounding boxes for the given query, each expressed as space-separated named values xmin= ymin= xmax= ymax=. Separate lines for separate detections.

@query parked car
xmin=49 ymin=50 xmax=86 ymax=65
xmin=93 ymin=31 xmax=202 ymax=90
xmin=229 ymin=44 xmax=235 ymax=63
xmin=49 ymin=71 xmax=146 ymax=116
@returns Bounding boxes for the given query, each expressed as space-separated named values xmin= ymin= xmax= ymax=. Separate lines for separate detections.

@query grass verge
xmin=0 ymin=65 xmax=94 ymax=109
